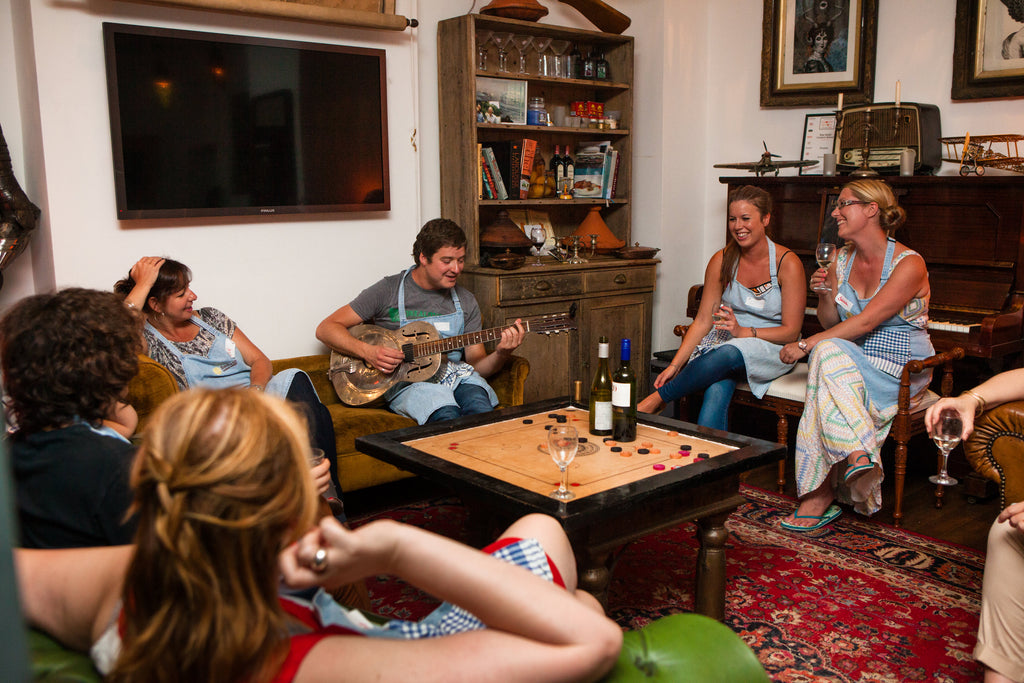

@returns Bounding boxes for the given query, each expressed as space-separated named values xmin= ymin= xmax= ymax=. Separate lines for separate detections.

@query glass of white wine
xmin=813 ymin=243 xmax=837 ymax=292
xmin=548 ymin=424 xmax=578 ymax=501
xmin=929 ymin=407 xmax=963 ymax=486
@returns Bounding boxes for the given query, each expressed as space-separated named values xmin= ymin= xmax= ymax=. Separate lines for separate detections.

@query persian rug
xmin=352 ymin=485 xmax=985 ymax=682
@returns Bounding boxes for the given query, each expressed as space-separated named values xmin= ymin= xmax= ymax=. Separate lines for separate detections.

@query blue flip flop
xmin=843 ymin=454 xmax=874 ymax=483
xmin=780 ymin=504 xmax=842 ymax=532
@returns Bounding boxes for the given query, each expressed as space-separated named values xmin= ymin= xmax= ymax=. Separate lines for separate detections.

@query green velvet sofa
xmin=124 ymin=353 xmax=531 ymax=492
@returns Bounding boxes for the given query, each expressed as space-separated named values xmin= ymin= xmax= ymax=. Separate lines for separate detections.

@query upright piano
xmin=716 ymin=175 xmax=1024 ymax=363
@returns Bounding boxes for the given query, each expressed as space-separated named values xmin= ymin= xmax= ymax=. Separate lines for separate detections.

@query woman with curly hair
xmin=1 ymin=288 xmax=142 ymax=548
xmin=15 ymin=389 xmax=621 ymax=683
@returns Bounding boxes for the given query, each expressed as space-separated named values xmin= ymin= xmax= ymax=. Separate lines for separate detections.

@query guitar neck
xmin=411 ymin=320 xmax=539 ymax=359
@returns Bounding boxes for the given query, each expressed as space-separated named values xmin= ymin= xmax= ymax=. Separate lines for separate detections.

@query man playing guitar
xmin=316 ymin=219 xmax=525 ymax=424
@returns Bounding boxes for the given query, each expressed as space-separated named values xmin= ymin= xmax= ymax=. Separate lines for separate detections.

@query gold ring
xmin=312 ymin=547 xmax=328 ymax=572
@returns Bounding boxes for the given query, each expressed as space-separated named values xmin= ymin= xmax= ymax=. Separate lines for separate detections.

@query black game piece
xmin=610 ymin=446 xmax=622 ymax=452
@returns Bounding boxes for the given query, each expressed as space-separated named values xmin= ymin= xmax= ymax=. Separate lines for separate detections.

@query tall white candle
xmin=895 ymin=80 xmax=901 ymax=108
xmin=837 ymin=92 xmax=844 ymax=111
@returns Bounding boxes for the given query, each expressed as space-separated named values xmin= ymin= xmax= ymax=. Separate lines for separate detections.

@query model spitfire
xmin=714 ymin=142 xmax=818 ymax=177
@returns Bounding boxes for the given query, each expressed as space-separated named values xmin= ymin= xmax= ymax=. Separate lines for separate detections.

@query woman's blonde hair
xmin=109 ymin=388 xmax=320 ymax=683
xmin=844 ymin=178 xmax=907 ymax=235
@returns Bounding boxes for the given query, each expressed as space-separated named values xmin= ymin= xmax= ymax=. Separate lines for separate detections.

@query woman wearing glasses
xmin=778 ymin=179 xmax=933 ymax=531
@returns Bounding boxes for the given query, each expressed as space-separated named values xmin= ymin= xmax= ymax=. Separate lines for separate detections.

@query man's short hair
xmin=412 ymin=218 xmax=467 ymax=263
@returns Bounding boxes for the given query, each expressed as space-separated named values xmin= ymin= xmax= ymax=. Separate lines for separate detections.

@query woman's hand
xmin=279 ymin=517 xmax=398 ymax=590
xmin=779 ymin=340 xmax=807 ymax=364
xmin=712 ymin=304 xmax=738 ymax=335
xmin=310 ymin=457 xmax=332 ymax=496
xmin=129 ymin=257 xmax=165 ymax=292
xmin=924 ymin=395 xmax=976 ymax=442
xmin=810 ymin=266 xmax=829 ymax=292
xmin=998 ymin=501 xmax=1024 ymax=530
xmin=653 ymin=364 xmax=680 ymax=389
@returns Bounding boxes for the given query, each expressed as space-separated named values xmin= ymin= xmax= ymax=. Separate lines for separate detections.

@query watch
xmin=797 ymin=340 xmax=808 ymax=352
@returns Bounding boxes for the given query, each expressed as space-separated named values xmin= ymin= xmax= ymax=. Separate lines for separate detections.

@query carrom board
xmin=407 ymin=406 xmax=737 ymax=500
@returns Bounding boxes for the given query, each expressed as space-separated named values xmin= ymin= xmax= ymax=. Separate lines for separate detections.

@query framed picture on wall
xmin=760 ymin=0 xmax=879 ymax=107
xmin=952 ymin=0 xmax=1024 ymax=99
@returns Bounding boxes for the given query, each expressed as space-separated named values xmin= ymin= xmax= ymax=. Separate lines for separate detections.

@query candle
xmin=837 ymin=92 xmax=844 ymax=111
xmin=895 ymin=80 xmax=901 ymax=108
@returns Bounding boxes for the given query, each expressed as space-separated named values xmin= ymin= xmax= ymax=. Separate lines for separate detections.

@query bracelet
xmin=751 ymin=327 xmax=758 ymax=339
xmin=962 ymin=389 xmax=987 ymax=417
xmin=125 ymin=301 xmax=136 ymax=310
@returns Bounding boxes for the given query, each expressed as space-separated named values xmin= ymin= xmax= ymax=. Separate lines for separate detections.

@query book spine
xmin=481 ymin=159 xmax=496 ymax=198
xmin=601 ymin=147 xmax=616 ymax=199
xmin=509 ymin=141 xmax=522 ymax=196
xmin=519 ymin=139 xmax=537 ymax=199
xmin=477 ymin=143 xmax=483 ymax=200
xmin=482 ymin=147 xmax=508 ymax=200
xmin=608 ymin=150 xmax=621 ymax=199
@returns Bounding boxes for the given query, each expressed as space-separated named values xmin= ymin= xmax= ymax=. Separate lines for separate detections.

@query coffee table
xmin=356 ymin=398 xmax=784 ymax=620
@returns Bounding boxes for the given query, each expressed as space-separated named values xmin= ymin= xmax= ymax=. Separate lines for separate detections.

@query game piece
xmin=545 ymin=425 xmax=553 ymax=430
xmin=610 ymin=446 xmax=622 ymax=452
xmin=669 ymin=452 xmax=684 ymax=459
xmin=620 ymin=450 xmax=632 ymax=457
xmin=450 ymin=442 xmax=458 ymax=447
xmin=697 ymin=452 xmax=710 ymax=460
xmin=680 ymin=444 xmax=692 ymax=450
xmin=653 ymin=464 xmax=665 ymax=471
xmin=578 ymin=437 xmax=588 ymax=443
xmin=641 ymin=441 xmax=653 ymax=448
xmin=548 ymin=413 xmax=560 ymax=419
xmin=651 ymin=448 xmax=661 ymax=455
xmin=522 ymin=419 xmax=533 ymax=424
xmin=638 ymin=448 xmax=649 ymax=454
xmin=667 ymin=431 xmax=679 ymax=437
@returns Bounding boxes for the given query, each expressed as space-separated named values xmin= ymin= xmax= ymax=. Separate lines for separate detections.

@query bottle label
xmin=612 ymin=381 xmax=631 ymax=407
xmin=593 ymin=401 xmax=612 ymax=429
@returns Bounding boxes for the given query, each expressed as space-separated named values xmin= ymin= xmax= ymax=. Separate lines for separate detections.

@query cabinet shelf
xmin=478 ymin=123 xmax=628 ymax=136
xmin=474 ymin=71 xmax=630 ymax=91
xmin=479 ymin=198 xmax=629 ymax=206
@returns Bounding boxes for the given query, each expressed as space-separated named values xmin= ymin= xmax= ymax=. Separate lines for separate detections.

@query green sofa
xmin=125 ymin=353 xmax=531 ymax=493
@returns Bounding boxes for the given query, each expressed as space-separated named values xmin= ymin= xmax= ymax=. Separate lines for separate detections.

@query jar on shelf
xmin=527 ymin=96 xmax=548 ymax=126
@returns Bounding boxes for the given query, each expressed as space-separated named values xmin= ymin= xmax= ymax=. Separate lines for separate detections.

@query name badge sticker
xmin=744 ymin=295 xmax=766 ymax=310
xmin=224 ymin=338 xmax=237 ymax=358
xmin=834 ymin=292 xmax=854 ymax=311
xmin=433 ymin=321 xmax=451 ymax=333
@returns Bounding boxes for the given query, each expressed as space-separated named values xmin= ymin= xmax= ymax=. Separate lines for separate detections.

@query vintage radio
xmin=835 ymin=102 xmax=941 ymax=175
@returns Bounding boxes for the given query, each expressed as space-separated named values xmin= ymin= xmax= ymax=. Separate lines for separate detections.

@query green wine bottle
xmin=611 ymin=338 xmax=637 ymax=442
xmin=589 ymin=336 xmax=613 ymax=436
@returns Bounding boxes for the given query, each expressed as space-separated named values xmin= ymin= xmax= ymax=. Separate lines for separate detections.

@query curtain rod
xmin=120 ymin=0 xmax=418 ymax=31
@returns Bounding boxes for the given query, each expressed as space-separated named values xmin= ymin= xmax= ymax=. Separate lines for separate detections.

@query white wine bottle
xmin=589 ymin=336 xmax=613 ymax=436
xmin=611 ymin=338 xmax=637 ymax=442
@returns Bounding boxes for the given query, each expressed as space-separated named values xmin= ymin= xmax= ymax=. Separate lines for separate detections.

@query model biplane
xmin=940 ymin=133 xmax=1024 ymax=176
xmin=714 ymin=142 xmax=818 ymax=177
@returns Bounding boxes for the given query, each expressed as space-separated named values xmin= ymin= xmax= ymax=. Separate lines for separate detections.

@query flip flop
xmin=843 ymin=454 xmax=874 ymax=483
xmin=780 ymin=504 xmax=842 ymax=532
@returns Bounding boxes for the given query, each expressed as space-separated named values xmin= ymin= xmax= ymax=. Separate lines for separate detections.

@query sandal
xmin=780 ymin=504 xmax=842 ymax=532
xmin=843 ymin=454 xmax=874 ymax=483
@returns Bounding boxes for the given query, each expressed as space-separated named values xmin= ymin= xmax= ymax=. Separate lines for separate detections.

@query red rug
xmin=352 ymin=485 xmax=985 ymax=682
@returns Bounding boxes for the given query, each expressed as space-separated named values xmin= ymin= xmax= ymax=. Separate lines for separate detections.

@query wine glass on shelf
xmin=475 ymin=30 xmax=492 ymax=72
xmin=533 ymin=36 xmax=553 ymax=77
xmin=549 ymin=39 xmax=571 ymax=79
xmin=929 ymin=408 xmax=963 ymax=486
xmin=512 ymin=34 xmax=533 ymax=75
xmin=813 ymin=242 xmax=837 ymax=292
xmin=548 ymin=424 xmax=578 ymax=501
xmin=490 ymin=32 xmax=514 ymax=73
xmin=530 ymin=226 xmax=547 ymax=266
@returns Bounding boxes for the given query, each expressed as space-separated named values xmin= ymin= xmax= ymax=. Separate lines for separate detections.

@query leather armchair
xmin=965 ymin=400 xmax=1024 ymax=507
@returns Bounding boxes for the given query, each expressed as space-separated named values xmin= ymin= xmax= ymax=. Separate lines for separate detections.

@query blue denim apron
xmin=145 ymin=316 xmax=301 ymax=398
xmin=385 ymin=266 xmax=498 ymax=424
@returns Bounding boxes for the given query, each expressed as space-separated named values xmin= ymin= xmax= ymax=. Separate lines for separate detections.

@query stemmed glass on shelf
xmin=530 ymin=226 xmax=546 ymax=266
xmin=549 ymin=40 xmax=571 ymax=79
xmin=490 ymin=32 xmax=514 ymax=74
xmin=532 ymin=36 xmax=553 ymax=77
xmin=548 ymin=424 xmax=578 ymax=501
xmin=813 ymin=242 xmax=837 ymax=292
xmin=475 ymin=30 xmax=492 ymax=72
xmin=929 ymin=407 xmax=963 ymax=486
xmin=512 ymin=34 xmax=534 ymax=75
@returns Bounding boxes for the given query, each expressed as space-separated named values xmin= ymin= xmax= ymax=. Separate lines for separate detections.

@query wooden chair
xmin=665 ymin=285 xmax=963 ymax=527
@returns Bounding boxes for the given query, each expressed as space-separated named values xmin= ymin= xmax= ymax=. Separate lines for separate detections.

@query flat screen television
xmin=102 ymin=23 xmax=390 ymax=219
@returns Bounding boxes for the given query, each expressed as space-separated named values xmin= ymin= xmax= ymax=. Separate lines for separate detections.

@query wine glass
xmin=490 ymin=32 xmax=514 ymax=73
xmin=929 ymin=408 xmax=963 ymax=486
xmin=549 ymin=39 xmax=571 ymax=78
xmin=548 ymin=424 xmax=578 ymax=500
xmin=532 ymin=36 xmax=553 ymax=77
xmin=813 ymin=243 xmax=837 ymax=292
xmin=530 ymin=226 xmax=546 ymax=266
xmin=475 ymin=30 xmax=492 ymax=72
xmin=512 ymin=34 xmax=533 ymax=75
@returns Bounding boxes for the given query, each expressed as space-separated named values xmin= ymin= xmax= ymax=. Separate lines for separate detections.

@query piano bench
xmin=665 ymin=324 xmax=965 ymax=527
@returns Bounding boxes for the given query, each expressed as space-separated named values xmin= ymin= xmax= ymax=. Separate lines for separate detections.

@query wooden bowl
xmin=616 ymin=244 xmax=661 ymax=259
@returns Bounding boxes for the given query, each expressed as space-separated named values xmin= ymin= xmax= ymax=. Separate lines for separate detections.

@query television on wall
xmin=102 ymin=23 xmax=390 ymax=219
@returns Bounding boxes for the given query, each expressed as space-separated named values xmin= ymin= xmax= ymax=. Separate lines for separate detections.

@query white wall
xmin=3 ymin=0 xmax=1022 ymax=359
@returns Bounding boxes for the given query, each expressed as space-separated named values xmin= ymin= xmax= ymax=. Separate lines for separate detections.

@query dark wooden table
xmin=356 ymin=398 xmax=784 ymax=620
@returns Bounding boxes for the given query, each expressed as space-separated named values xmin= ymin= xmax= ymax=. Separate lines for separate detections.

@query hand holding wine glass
xmin=929 ymin=407 xmax=963 ymax=486
xmin=530 ymin=226 xmax=546 ymax=266
xmin=548 ymin=424 xmax=578 ymax=501
xmin=813 ymin=243 xmax=836 ymax=292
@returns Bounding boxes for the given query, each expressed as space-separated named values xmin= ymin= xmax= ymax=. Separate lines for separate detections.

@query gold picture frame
xmin=952 ymin=0 xmax=1024 ymax=100
xmin=760 ymin=0 xmax=878 ymax=107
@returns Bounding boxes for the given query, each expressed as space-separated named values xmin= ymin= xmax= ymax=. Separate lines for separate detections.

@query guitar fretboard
xmin=409 ymin=320 xmax=537 ymax=359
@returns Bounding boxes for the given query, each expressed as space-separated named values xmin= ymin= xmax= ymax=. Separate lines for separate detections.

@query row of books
xmin=478 ymin=139 xmax=620 ymax=201
xmin=477 ymin=139 xmax=537 ymax=200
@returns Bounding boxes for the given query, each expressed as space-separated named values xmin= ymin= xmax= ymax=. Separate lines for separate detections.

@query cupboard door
xmin=578 ymin=293 xmax=652 ymax=401
xmin=497 ymin=300 xmax=579 ymax=403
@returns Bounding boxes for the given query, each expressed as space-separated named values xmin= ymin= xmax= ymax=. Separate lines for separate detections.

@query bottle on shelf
xmin=559 ymin=145 xmax=574 ymax=198
xmin=567 ymin=42 xmax=582 ymax=79
xmin=611 ymin=338 xmax=637 ymax=442
xmin=550 ymin=144 xmax=562 ymax=177
xmin=589 ymin=336 xmax=613 ymax=436
xmin=582 ymin=46 xmax=596 ymax=79
xmin=595 ymin=51 xmax=610 ymax=80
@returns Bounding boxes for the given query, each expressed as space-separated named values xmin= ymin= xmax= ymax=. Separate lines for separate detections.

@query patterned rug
xmin=352 ymin=485 xmax=985 ymax=682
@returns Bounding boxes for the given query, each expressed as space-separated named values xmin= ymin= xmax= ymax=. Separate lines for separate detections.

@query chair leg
xmin=893 ymin=437 xmax=908 ymax=528
xmin=775 ymin=410 xmax=788 ymax=493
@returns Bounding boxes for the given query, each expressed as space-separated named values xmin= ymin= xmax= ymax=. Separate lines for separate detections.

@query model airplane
xmin=940 ymin=133 xmax=1024 ymax=176
xmin=714 ymin=142 xmax=818 ymax=177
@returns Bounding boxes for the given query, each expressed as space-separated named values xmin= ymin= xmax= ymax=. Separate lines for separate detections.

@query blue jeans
xmin=656 ymin=345 xmax=745 ymax=431
xmin=426 ymin=383 xmax=494 ymax=423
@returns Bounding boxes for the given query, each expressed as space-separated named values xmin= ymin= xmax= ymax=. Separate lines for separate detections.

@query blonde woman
xmin=16 ymin=389 xmax=621 ymax=683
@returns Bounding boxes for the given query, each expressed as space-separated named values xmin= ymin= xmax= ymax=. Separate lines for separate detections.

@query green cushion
xmin=602 ymin=614 xmax=768 ymax=682
xmin=28 ymin=630 xmax=100 ymax=683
